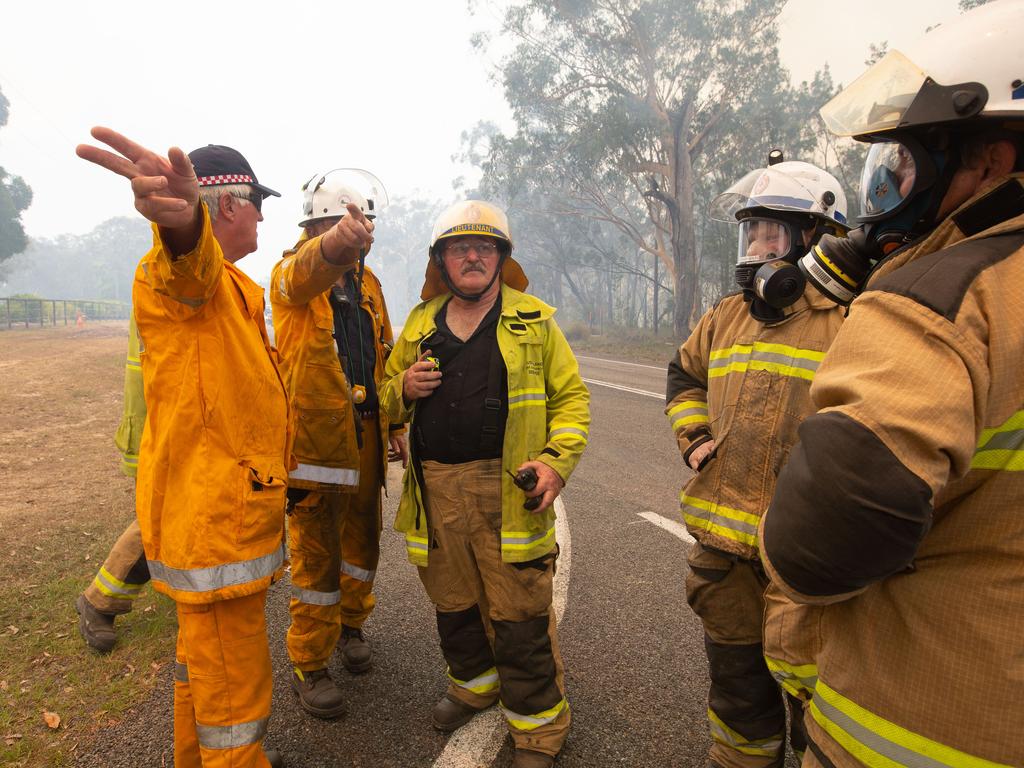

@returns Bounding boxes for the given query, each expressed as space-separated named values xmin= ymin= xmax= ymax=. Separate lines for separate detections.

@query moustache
xmin=461 ymin=265 xmax=487 ymax=275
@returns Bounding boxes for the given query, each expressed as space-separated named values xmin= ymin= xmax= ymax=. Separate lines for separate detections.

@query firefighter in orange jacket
xmin=271 ymin=169 xmax=400 ymax=719
xmin=762 ymin=4 xmax=1024 ymax=766
xmin=76 ymin=128 xmax=372 ymax=768
xmin=666 ymin=158 xmax=849 ymax=768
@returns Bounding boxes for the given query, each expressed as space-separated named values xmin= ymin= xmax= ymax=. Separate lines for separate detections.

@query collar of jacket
xmin=400 ymin=283 xmax=554 ymax=343
xmin=873 ymin=173 xmax=1024 ymax=282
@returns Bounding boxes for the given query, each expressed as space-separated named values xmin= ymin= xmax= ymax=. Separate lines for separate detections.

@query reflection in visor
xmin=861 ymin=142 xmax=917 ymax=217
xmin=738 ymin=219 xmax=792 ymax=264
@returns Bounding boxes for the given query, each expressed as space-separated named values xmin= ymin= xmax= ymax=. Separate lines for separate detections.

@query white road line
xmin=582 ymin=377 xmax=662 ymax=400
xmin=431 ymin=497 xmax=571 ymax=768
xmin=637 ymin=511 xmax=695 ymax=544
xmin=576 ymin=354 xmax=666 ymax=371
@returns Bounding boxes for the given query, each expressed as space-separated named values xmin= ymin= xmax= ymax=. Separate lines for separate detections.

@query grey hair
xmin=198 ymin=183 xmax=254 ymax=222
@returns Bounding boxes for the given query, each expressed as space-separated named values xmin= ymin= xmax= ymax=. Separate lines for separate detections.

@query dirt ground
xmin=0 ymin=322 xmax=177 ymax=768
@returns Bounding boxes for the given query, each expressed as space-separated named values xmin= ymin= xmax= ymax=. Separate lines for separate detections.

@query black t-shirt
xmin=414 ymin=297 xmax=508 ymax=464
xmin=329 ymin=269 xmax=378 ymax=414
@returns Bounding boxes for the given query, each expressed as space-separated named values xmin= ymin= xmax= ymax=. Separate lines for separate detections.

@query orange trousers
xmin=174 ymin=590 xmax=273 ymax=767
xmin=287 ymin=423 xmax=383 ymax=670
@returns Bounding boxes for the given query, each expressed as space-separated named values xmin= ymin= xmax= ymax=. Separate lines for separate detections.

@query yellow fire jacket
xmin=114 ymin=315 xmax=146 ymax=477
xmin=380 ymin=284 xmax=590 ymax=565
xmin=761 ymin=176 xmax=1024 ymax=767
xmin=271 ymin=234 xmax=360 ymax=492
xmin=665 ymin=286 xmax=845 ymax=559
xmin=133 ymin=204 xmax=291 ymax=605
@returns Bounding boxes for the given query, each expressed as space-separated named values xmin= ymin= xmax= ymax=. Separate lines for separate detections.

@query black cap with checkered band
xmin=187 ymin=144 xmax=280 ymax=199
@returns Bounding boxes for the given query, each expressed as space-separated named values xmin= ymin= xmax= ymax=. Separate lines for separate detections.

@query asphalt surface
xmin=76 ymin=354 xmax=721 ymax=768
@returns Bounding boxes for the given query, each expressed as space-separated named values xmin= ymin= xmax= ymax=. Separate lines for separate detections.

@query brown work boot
xmin=264 ymin=749 xmax=284 ymax=767
xmin=431 ymin=694 xmax=482 ymax=732
xmin=290 ymin=668 xmax=347 ymax=719
xmin=339 ymin=625 xmax=372 ymax=674
xmin=75 ymin=594 xmax=116 ymax=653
xmin=512 ymin=749 xmax=555 ymax=768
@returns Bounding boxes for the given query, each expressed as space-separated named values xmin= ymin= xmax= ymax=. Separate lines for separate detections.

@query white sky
xmin=1 ymin=0 xmax=960 ymax=282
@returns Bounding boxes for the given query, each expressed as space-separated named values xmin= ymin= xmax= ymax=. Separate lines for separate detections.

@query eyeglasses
xmin=444 ymin=240 xmax=499 ymax=259
xmin=231 ymin=191 xmax=263 ymax=213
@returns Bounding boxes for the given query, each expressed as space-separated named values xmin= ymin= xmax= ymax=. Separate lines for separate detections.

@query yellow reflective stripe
xmin=708 ymin=708 xmax=783 ymax=756
xmin=501 ymin=525 xmax=555 ymax=551
xmin=448 ymin=666 xmax=500 ymax=695
xmin=667 ymin=400 xmax=709 ymax=432
xmin=405 ymin=535 xmax=428 ymax=553
xmin=98 ymin=566 xmax=143 ymax=593
xmin=548 ymin=424 xmax=588 ymax=444
xmin=125 ymin=359 xmax=142 ymax=370
xmin=681 ymin=494 xmax=759 ymax=548
xmin=764 ymin=656 xmax=818 ymax=699
xmin=810 ymin=679 xmax=1013 ymax=768
xmin=972 ymin=409 xmax=1024 ymax=471
xmin=500 ymin=697 xmax=568 ymax=731
xmin=708 ymin=342 xmax=824 ymax=382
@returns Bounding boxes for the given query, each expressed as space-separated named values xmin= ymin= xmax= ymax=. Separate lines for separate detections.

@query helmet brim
xmin=420 ymin=256 xmax=528 ymax=301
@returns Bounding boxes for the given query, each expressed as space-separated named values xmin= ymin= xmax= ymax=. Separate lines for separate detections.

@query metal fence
xmin=0 ymin=297 xmax=131 ymax=329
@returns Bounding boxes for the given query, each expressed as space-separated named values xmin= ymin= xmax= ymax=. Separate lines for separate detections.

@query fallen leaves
xmin=42 ymin=711 xmax=61 ymax=729
xmin=3 ymin=733 xmax=23 ymax=746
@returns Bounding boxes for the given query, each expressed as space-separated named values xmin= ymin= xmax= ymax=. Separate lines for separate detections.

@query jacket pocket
xmin=238 ymin=457 xmax=287 ymax=549
xmin=294 ymin=407 xmax=351 ymax=465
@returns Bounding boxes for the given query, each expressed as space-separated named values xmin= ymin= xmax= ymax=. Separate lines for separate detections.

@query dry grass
xmin=0 ymin=323 xmax=177 ymax=768
xmin=567 ymin=326 xmax=681 ymax=365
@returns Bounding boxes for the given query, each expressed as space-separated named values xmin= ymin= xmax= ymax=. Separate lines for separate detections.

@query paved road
xmin=77 ymin=355 xmax=722 ymax=768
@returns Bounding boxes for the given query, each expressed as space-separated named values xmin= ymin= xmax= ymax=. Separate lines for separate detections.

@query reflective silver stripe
xmin=681 ymin=499 xmax=758 ymax=540
xmin=501 ymin=528 xmax=554 ymax=546
xmin=341 ymin=560 xmax=376 ymax=583
xmin=95 ymin=570 xmax=143 ymax=598
xmin=508 ymin=392 xmax=546 ymax=405
xmin=174 ymin=662 xmax=189 ymax=683
xmin=499 ymin=698 xmax=567 ymax=729
xmin=290 ymin=586 xmax=341 ymax=606
xmin=450 ymin=667 xmax=500 ymax=692
xmin=406 ymin=537 xmax=428 ymax=552
xmin=148 ymin=544 xmax=284 ymax=593
xmin=708 ymin=349 xmax=820 ymax=374
xmin=812 ymin=689 xmax=953 ymax=768
xmin=548 ymin=427 xmax=588 ymax=441
xmin=195 ymin=717 xmax=268 ymax=750
xmin=978 ymin=429 xmax=1024 ymax=452
xmin=290 ymin=463 xmax=359 ymax=486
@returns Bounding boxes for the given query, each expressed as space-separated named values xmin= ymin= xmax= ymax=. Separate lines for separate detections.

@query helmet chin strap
xmin=438 ymin=253 xmax=507 ymax=302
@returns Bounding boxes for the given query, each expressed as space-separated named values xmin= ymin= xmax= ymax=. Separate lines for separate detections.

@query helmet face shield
xmin=738 ymin=218 xmax=796 ymax=265
xmin=857 ymin=137 xmax=938 ymax=223
xmin=820 ymin=51 xmax=927 ymax=137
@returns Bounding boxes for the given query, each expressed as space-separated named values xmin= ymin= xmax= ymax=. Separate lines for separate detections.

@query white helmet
xmin=710 ymin=159 xmax=849 ymax=269
xmin=820 ymin=0 xmax=1024 ymax=225
xmin=298 ymin=168 xmax=389 ymax=227
xmin=821 ymin=0 xmax=1024 ymax=140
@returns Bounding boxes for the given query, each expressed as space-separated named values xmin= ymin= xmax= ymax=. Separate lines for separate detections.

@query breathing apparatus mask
xmin=798 ymin=133 xmax=957 ymax=306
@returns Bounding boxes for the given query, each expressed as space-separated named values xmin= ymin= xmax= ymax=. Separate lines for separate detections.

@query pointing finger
xmin=76 ymin=144 xmax=141 ymax=180
xmin=89 ymin=126 xmax=151 ymax=164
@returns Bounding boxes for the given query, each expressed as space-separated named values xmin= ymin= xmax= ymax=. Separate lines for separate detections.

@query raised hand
xmin=321 ymin=202 xmax=376 ymax=265
xmin=76 ymin=127 xmax=200 ymax=230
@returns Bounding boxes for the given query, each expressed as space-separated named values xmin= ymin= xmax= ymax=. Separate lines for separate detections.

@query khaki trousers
xmin=418 ymin=458 xmax=569 ymax=757
xmin=686 ymin=541 xmax=803 ymax=768
xmin=83 ymin=517 xmax=150 ymax=615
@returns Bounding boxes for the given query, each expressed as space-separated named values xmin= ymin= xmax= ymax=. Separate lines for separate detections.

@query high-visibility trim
xmin=680 ymin=494 xmax=759 ymax=548
xmin=290 ymin=586 xmax=341 ymax=606
xmin=764 ymin=655 xmax=818 ymax=699
xmin=174 ymin=661 xmax=189 ymax=683
xmin=341 ymin=559 xmax=376 ymax=583
xmin=810 ymin=679 xmax=1012 ymax=768
xmin=148 ymin=544 xmax=284 ymax=594
xmin=509 ymin=389 xmax=547 ymax=409
xmin=126 ymin=358 xmax=141 ymax=370
xmin=121 ymin=452 xmax=139 ymax=466
xmin=195 ymin=717 xmax=268 ymax=750
xmin=92 ymin=567 xmax=145 ymax=599
xmin=548 ymin=425 xmax=589 ymax=444
xmin=667 ymin=400 xmax=709 ymax=431
xmin=500 ymin=525 xmax=556 ymax=551
xmin=708 ymin=708 xmax=784 ymax=757
xmin=290 ymin=462 xmax=360 ymax=486
xmin=972 ymin=409 xmax=1024 ymax=471
xmin=448 ymin=666 xmax=500 ymax=695
xmin=500 ymin=697 xmax=568 ymax=731
xmin=707 ymin=342 xmax=824 ymax=381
